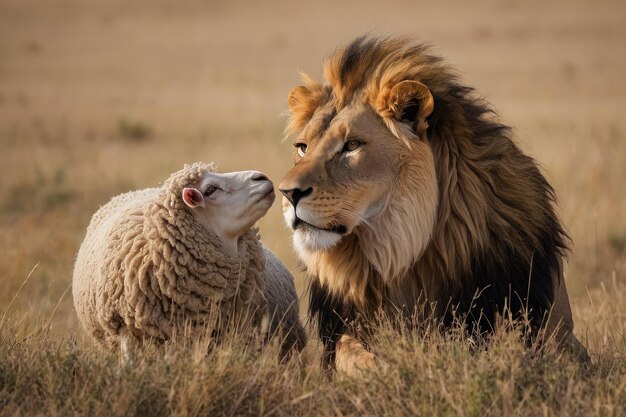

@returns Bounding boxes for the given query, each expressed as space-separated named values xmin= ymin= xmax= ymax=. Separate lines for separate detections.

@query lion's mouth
xmin=293 ymin=217 xmax=347 ymax=235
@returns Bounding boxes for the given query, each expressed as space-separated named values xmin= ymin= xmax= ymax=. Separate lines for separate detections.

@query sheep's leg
xmin=334 ymin=334 xmax=376 ymax=376
xmin=119 ymin=329 xmax=137 ymax=366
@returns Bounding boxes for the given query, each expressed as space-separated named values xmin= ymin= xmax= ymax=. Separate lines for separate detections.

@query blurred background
xmin=1 ymin=0 xmax=624 ymax=342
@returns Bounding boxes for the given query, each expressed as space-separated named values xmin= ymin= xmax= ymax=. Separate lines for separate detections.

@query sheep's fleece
xmin=73 ymin=163 xmax=306 ymax=354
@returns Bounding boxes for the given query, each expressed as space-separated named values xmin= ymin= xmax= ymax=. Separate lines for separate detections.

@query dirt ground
xmin=0 ymin=0 xmax=625 ymax=343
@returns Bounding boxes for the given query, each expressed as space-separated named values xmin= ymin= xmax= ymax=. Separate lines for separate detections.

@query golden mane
xmin=288 ymin=35 xmax=567 ymax=292
xmin=285 ymin=36 xmax=576 ymax=370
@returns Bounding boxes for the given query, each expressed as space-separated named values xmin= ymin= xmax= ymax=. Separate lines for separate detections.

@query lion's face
xmin=280 ymin=80 xmax=439 ymax=281
xmin=280 ymin=102 xmax=402 ymax=253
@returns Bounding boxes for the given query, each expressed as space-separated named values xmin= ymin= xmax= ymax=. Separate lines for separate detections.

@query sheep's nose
xmin=251 ymin=172 xmax=270 ymax=182
xmin=280 ymin=187 xmax=313 ymax=207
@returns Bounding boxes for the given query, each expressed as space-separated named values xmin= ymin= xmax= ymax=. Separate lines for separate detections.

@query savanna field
xmin=1 ymin=0 xmax=625 ymax=416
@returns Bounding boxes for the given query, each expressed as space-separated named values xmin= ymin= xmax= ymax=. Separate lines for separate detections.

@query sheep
xmin=72 ymin=162 xmax=306 ymax=358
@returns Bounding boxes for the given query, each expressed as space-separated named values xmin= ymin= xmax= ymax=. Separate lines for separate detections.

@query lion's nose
xmin=280 ymin=187 xmax=313 ymax=207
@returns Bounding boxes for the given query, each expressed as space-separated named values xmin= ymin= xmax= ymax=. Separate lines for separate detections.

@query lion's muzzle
xmin=279 ymin=186 xmax=313 ymax=208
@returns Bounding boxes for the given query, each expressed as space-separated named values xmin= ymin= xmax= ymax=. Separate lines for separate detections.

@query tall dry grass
xmin=1 ymin=287 xmax=625 ymax=417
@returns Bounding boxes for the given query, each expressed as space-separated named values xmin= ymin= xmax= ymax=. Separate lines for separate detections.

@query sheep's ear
xmin=382 ymin=80 xmax=434 ymax=140
xmin=182 ymin=188 xmax=205 ymax=208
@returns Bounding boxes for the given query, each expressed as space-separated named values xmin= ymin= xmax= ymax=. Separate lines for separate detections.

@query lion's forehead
xmin=286 ymin=104 xmax=403 ymax=191
xmin=304 ymin=103 xmax=383 ymax=146
xmin=305 ymin=107 xmax=337 ymax=141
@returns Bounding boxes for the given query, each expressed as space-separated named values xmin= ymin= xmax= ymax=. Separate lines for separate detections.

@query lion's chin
xmin=293 ymin=228 xmax=342 ymax=256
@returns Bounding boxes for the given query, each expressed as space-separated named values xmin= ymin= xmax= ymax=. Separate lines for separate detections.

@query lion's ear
xmin=286 ymin=83 xmax=325 ymax=132
xmin=385 ymin=80 xmax=434 ymax=140
xmin=287 ymin=86 xmax=310 ymax=113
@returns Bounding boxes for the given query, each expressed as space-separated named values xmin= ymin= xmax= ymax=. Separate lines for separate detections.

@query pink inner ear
xmin=182 ymin=188 xmax=204 ymax=208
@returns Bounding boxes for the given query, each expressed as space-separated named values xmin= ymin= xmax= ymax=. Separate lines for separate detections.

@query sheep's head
xmin=164 ymin=163 xmax=275 ymax=253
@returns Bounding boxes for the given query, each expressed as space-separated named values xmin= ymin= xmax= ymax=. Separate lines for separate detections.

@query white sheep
xmin=72 ymin=162 xmax=306 ymax=358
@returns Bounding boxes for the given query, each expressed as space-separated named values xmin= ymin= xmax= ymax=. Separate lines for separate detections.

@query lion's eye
xmin=295 ymin=143 xmax=307 ymax=157
xmin=343 ymin=139 xmax=362 ymax=153
xmin=204 ymin=186 xmax=218 ymax=196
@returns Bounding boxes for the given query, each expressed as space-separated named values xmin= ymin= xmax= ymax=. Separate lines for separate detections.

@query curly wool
xmin=73 ymin=163 xmax=267 ymax=346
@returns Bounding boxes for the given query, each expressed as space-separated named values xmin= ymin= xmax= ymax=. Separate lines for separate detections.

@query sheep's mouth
xmin=293 ymin=217 xmax=347 ymax=235
xmin=255 ymin=188 xmax=275 ymax=202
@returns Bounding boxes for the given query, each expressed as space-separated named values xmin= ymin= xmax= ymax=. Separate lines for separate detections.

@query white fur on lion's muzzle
xmin=283 ymin=206 xmax=343 ymax=255
xmin=293 ymin=228 xmax=342 ymax=253
xmin=283 ymin=204 xmax=297 ymax=230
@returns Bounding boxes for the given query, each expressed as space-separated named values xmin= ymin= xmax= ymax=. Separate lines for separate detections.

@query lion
xmin=279 ymin=36 xmax=589 ymax=374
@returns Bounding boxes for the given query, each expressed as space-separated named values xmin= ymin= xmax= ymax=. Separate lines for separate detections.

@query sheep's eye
xmin=343 ymin=139 xmax=362 ymax=153
xmin=204 ymin=186 xmax=217 ymax=196
xmin=295 ymin=143 xmax=307 ymax=158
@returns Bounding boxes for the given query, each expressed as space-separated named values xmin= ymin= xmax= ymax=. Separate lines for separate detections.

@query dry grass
xmin=1 ymin=296 xmax=625 ymax=417
xmin=0 ymin=0 xmax=625 ymax=415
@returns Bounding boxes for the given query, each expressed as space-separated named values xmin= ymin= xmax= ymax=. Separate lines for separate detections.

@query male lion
xmin=279 ymin=36 xmax=589 ymax=373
